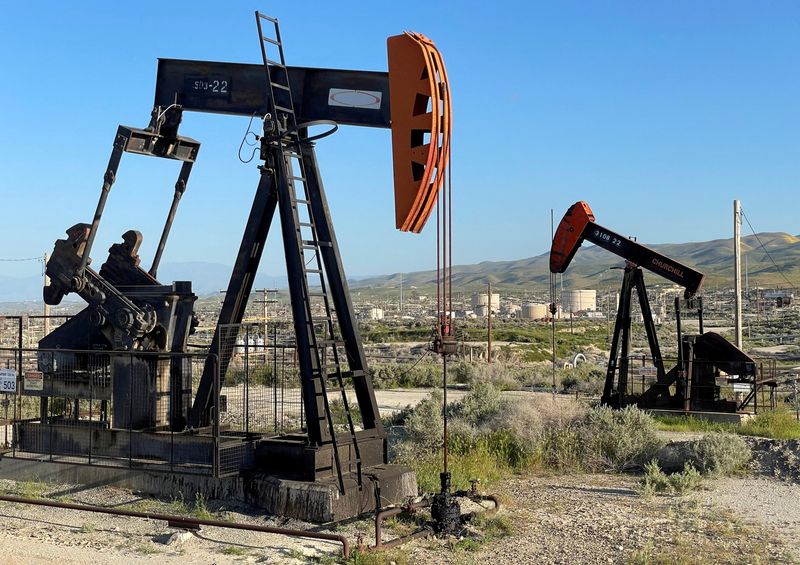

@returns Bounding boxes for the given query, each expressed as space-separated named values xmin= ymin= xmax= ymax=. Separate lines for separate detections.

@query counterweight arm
xmin=550 ymin=201 xmax=705 ymax=297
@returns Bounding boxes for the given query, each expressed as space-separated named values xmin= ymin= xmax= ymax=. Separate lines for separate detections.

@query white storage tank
xmin=471 ymin=292 xmax=500 ymax=311
xmin=521 ymin=303 xmax=549 ymax=319
xmin=368 ymin=307 xmax=385 ymax=320
xmin=562 ymin=290 xmax=596 ymax=313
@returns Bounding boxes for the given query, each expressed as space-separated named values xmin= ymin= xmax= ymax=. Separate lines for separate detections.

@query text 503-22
xmin=186 ymin=77 xmax=231 ymax=97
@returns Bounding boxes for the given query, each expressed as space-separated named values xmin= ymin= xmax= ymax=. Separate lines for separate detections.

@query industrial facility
xmin=0 ymin=5 xmax=799 ymax=564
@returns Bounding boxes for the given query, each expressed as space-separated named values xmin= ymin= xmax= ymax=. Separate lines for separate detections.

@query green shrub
xmin=402 ymin=390 xmax=443 ymax=454
xmin=450 ymin=382 xmax=505 ymax=426
xmin=668 ymin=463 xmax=702 ymax=495
xmin=640 ymin=459 xmax=671 ymax=496
xmin=683 ymin=433 xmax=750 ymax=476
xmin=640 ymin=459 xmax=702 ymax=496
xmin=538 ymin=425 xmax=585 ymax=471
xmin=581 ymin=406 xmax=664 ymax=472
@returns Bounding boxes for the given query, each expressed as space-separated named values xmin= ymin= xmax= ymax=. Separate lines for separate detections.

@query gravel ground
xmin=400 ymin=473 xmax=795 ymax=565
xmin=702 ymin=476 xmax=800 ymax=558
xmin=0 ymin=469 xmax=796 ymax=564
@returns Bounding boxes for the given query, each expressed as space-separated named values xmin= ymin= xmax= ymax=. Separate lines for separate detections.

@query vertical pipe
xmin=442 ymin=355 xmax=448 ymax=475
xmin=734 ymin=200 xmax=743 ymax=348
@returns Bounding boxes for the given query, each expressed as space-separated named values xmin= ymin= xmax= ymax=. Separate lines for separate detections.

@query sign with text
xmin=0 ymin=369 xmax=16 ymax=394
xmin=23 ymin=371 xmax=43 ymax=392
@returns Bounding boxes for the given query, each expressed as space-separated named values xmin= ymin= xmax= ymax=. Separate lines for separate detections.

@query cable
xmin=238 ymin=113 xmax=262 ymax=164
xmin=0 ymin=257 xmax=42 ymax=262
xmin=741 ymin=208 xmax=795 ymax=288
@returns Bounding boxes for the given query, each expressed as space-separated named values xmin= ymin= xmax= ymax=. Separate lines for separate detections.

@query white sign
xmin=23 ymin=371 xmax=43 ymax=392
xmin=328 ymin=88 xmax=382 ymax=109
xmin=732 ymin=383 xmax=751 ymax=393
xmin=638 ymin=366 xmax=658 ymax=377
xmin=0 ymin=369 xmax=16 ymax=394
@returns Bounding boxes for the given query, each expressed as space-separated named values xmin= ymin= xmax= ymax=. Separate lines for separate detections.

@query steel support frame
xmin=602 ymin=267 xmax=665 ymax=407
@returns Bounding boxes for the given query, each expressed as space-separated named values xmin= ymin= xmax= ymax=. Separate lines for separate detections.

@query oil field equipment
xmin=550 ymin=201 xmax=765 ymax=413
xmin=9 ymin=12 xmax=452 ymax=520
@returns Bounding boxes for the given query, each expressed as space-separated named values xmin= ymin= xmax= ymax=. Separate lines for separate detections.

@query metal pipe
xmin=374 ymin=499 xmax=430 ymax=550
xmin=150 ymin=166 xmax=190 ymax=278
xmin=0 ymin=494 xmax=349 ymax=558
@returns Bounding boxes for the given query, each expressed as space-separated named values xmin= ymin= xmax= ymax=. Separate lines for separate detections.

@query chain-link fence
xmin=0 ymin=346 xmax=211 ymax=474
xmin=217 ymin=322 xmax=303 ymax=436
xmin=615 ymin=355 xmax=779 ymax=412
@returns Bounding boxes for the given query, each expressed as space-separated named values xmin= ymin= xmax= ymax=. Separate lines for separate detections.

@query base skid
xmin=0 ymin=455 xmax=417 ymax=523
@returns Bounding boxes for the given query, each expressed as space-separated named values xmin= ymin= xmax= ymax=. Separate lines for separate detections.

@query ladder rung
xmin=289 ymin=176 xmax=306 ymax=182
xmin=293 ymin=199 xmax=310 ymax=205
xmin=305 ymin=268 xmax=323 ymax=274
xmin=318 ymin=339 xmax=345 ymax=346
xmin=298 ymin=222 xmax=314 ymax=228
xmin=303 ymin=240 xmax=332 ymax=247
xmin=261 ymin=35 xmax=280 ymax=46
xmin=274 ymin=104 xmax=294 ymax=113
xmin=308 ymin=292 xmax=328 ymax=298
xmin=258 ymin=13 xmax=279 ymax=23
xmin=272 ymin=83 xmax=291 ymax=91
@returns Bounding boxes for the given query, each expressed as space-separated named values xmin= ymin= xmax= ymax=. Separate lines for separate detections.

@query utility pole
xmin=487 ymin=282 xmax=492 ymax=364
xmin=256 ymin=288 xmax=278 ymax=342
xmin=734 ymin=200 xmax=743 ymax=348
xmin=43 ymin=252 xmax=51 ymax=336
xmin=399 ymin=272 xmax=403 ymax=315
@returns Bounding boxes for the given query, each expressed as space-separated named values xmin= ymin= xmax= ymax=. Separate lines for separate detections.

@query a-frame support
xmin=601 ymin=266 xmax=666 ymax=407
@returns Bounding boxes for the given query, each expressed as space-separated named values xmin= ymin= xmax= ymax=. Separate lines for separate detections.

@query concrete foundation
xmin=646 ymin=409 xmax=753 ymax=425
xmin=0 ymin=457 xmax=416 ymax=523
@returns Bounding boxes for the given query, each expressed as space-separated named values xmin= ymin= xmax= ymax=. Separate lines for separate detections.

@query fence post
xmin=212 ymin=354 xmax=219 ymax=478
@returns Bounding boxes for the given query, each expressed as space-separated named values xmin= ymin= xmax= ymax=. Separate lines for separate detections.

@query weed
xmin=192 ymin=492 xmax=214 ymax=520
xmin=655 ymin=410 xmax=800 ymax=441
xmin=452 ymin=538 xmax=482 ymax=552
xmin=345 ymin=548 xmax=410 ymax=565
xmin=668 ymin=464 xmax=702 ymax=495
xmin=131 ymin=542 xmax=161 ymax=555
xmin=18 ymin=480 xmax=47 ymax=499
xmin=739 ymin=410 xmax=800 ymax=440
xmin=220 ymin=545 xmax=248 ymax=556
xmin=78 ymin=522 xmax=96 ymax=534
xmin=640 ymin=460 xmax=702 ymax=496
xmin=473 ymin=513 xmax=514 ymax=541
xmin=683 ymin=433 xmax=750 ymax=476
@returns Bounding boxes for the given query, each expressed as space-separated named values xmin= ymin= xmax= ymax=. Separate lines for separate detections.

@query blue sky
xmin=1 ymin=1 xmax=798 ymax=281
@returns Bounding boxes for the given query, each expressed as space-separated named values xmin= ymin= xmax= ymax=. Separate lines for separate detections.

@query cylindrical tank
xmin=522 ymin=303 xmax=549 ymax=319
xmin=562 ymin=290 xmax=596 ymax=313
xmin=471 ymin=292 xmax=500 ymax=311
xmin=369 ymin=307 xmax=384 ymax=320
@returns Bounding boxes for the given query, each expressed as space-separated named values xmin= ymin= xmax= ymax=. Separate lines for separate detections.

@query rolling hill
xmin=350 ymin=232 xmax=800 ymax=293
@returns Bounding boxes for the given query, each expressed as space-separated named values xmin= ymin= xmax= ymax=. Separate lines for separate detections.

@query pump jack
xmin=32 ymin=12 xmax=452 ymax=516
xmin=551 ymin=201 xmax=758 ymax=413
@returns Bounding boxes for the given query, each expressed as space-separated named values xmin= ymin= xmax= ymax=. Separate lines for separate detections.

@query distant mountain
xmin=350 ymin=232 xmax=800 ymax=293
xmin=0 ymin=261 xmax=288 ymax=306
xmin=1 ymin=232 xmax=796 ymax=306
xmin=155 ymin=262 xmax=287 ymax=296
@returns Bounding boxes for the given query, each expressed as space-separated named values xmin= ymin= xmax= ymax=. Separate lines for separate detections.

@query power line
xmin=0 ymin=256 xmax=42 ymax=262
xmin=740 ymin=207 xmax=795 ymax=289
